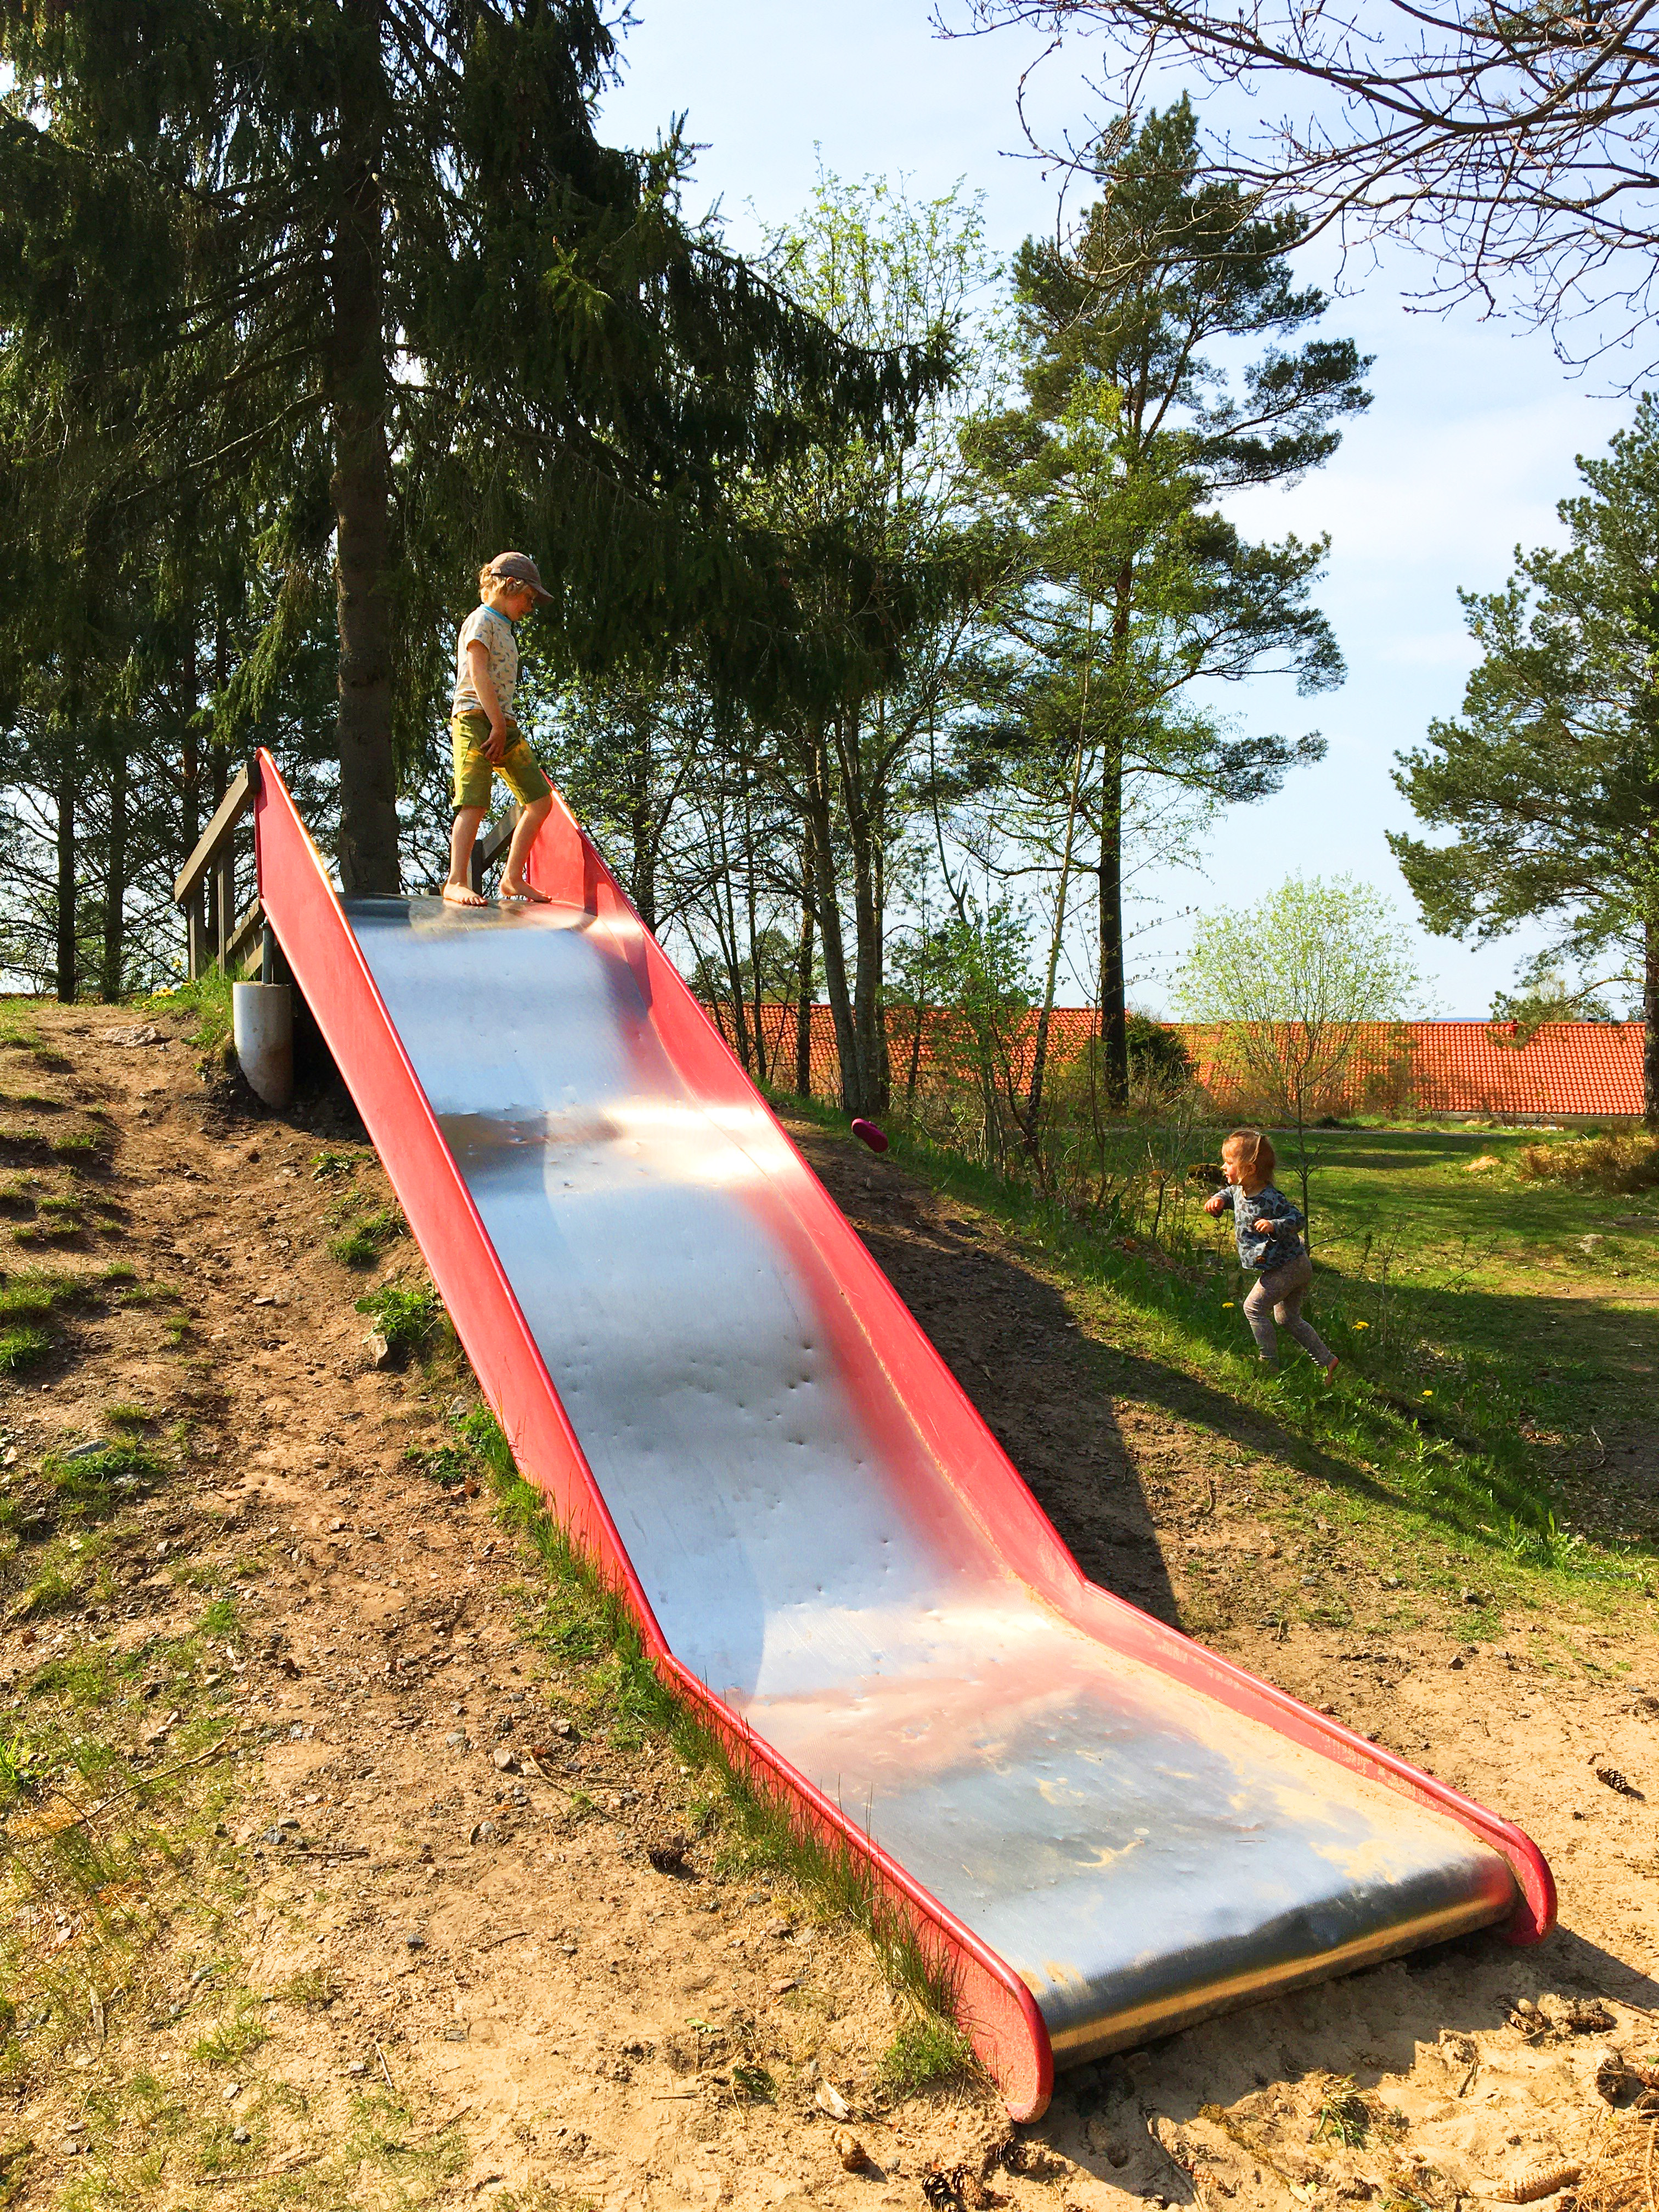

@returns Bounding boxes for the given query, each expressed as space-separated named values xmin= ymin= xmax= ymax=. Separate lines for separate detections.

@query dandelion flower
xmin=1353 ymin=1320 xmax=1370 ymax=1331
xmin=1422 ymin=1389 xmax=1434 ymax=1398
xmin=1222 ymin=1301 xmax=1235 ymax=1308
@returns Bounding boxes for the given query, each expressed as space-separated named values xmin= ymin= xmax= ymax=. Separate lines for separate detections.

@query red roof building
xmin=706 ymin=1002 xmax=1647 ymax=1122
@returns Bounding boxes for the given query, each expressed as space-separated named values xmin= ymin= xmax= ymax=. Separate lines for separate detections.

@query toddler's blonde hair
xmin=1222 ymin=1127 xmax=1275 ymax=1181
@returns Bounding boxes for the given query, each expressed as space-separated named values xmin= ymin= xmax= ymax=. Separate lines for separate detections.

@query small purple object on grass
xmin=851 ymin=1118 xmax=889 ymax=1154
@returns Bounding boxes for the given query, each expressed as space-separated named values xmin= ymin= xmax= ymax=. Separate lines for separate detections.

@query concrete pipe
xmin=232 ymin=981 xmax=294 ymax=1109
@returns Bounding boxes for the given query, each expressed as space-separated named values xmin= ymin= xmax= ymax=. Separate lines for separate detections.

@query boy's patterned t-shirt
xmin=453 ymin=604 xmax=519 ymax=717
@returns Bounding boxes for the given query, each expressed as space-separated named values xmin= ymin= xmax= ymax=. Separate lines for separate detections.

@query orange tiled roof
xmin=702 ymin=1004 xmax=1646 ymax=1120
xmin=1182 ymin=1019 xmax=1646 ymax=1118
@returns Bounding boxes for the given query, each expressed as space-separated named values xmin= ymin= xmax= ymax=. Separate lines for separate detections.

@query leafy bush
xmin=1126 ymin=1009 xmax=1194 ymax=1096
xmin=1516 ymin=1131 xmax=1659 ymax=1193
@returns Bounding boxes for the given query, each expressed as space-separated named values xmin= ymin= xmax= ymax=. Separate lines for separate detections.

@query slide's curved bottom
xmin=252 ymin=757 xmax=1553 ymax=2118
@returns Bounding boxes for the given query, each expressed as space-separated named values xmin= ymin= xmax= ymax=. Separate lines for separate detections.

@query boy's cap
xmin=487 ymin=551 xmax=554 ymax=602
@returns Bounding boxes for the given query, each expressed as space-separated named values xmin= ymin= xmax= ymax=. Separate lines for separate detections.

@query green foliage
xmin=0 ymin=9 xmax=945 ymax=900
xmin=1391 ymin=394 xmax=1659 ymax=1119
xmin=889 ymin=900 xmax=1035 ymax=1166
xmin=964 ymin=95 xmax=1366 ymax=1103
xmin=1127 ymin=1010 xmax=1194 ymax=1095
xmin=0 ymin=1268 xmax=77 ymax=1370
xmin=0 ymin=1272 xmax=68 ymax=1324
xmin=0 ymin=1326 xmax=52 ymax=1375
xmin=328 ymin=1207 xmax=407 ymax=1268
xmin=353 ymin=1280 xmax=447 ymax=1365
xmin=1176 ymin=873 xmax=1421 ymax=1232
xmin=878 ymin=2015 xmax=981 ymax=2100
xmin=406 ymin=1443 xmax=474 ymax=1492
xmin=159 ymin=974 xmax=234 ymax=1057
xmin=44 ymin=1438 xmax=167 ymax=1522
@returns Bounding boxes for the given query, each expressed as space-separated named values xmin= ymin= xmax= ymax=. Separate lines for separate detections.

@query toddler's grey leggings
xmin=1243 ymin=1251 xmax=1333 ymax=1369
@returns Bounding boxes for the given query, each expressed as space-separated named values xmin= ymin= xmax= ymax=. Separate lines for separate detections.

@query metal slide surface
xmin=252 ymin=755 xmax=1553 ymax=2119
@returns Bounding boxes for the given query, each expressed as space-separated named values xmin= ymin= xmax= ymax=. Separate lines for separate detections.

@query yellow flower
xmin=1352 ymin=1320 xmax=1370 ymax=1330
xmin=1222 ymin=1301 xmax=1235 ymax=1308
xmin=1421 ymin=1389 xmax=1434 ymax=1398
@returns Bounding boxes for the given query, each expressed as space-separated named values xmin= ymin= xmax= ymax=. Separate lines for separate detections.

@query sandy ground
xmin=2 ymin=1006 xmax=1658 ymax=2211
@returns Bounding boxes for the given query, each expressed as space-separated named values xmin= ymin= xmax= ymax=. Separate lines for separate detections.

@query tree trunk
xmin=181 ymin=630 xmax=200 ymax=875
xmin=1646 ymin=904 xmax=1659 ymax=1132
xmin=743 ymin=773 xmax=769 ymax=1085
xmin=845 ymin=721 xmax=885 ymax=1118
xmin=628 ymin=714 xmax=657 ymax=933
xmin=1098 ymin=562 xmax=1132 ymax=1109
xmin=793 ymin=823 xmax=816 ymax=1097
xmin=713 ymin=793 xmax=753 ymax=1074
xmin=1028 ymin=594 xmax=1096 ymax=1152
xmin=1097 ymin=771 xmax=1127 ymax=1112
xmin=330 ymin=0 xmax=399 ymax=895
xmin=805 ymin=749 xmax=860 ymax=1116
xmin=101 ymin=743 xmax=128 ymax=1003
xmin=55 ymin=743 xmax=76 ymax=1004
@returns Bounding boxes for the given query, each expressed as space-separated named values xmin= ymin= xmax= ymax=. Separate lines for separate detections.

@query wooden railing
xmin=174 ymin=760 xmax=520 ymax=978
xmin=174 ymin=760 xmax=260 ymax=980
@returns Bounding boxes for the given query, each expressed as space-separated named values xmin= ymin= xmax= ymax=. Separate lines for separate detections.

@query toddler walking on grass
xmin=442 ymin=552 xmax=556 ymax=908
xmin=1203 ymin=1128 xmax=1338 ymax=1380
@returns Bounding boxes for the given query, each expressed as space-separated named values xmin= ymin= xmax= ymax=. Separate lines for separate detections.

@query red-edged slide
xmin=252 ymin=752 xmax=1552 ymax=2121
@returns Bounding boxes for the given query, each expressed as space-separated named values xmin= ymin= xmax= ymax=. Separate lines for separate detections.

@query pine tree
xmin=1391 ymin=397 xmax=1659 ymax=1127
xmin=974 ymin=99 xmax=1369 ymax=1106
xmin=0 ymin=2 xmax=941 ymax=893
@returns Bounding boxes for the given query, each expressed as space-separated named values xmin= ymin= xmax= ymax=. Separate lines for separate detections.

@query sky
xmin=598 ymin=1 xmax=1634 ymax=1018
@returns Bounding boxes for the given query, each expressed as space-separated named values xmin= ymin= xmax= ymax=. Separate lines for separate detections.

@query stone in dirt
xmin=99 ymin=1024 xmax=166 ymax=1047
xmin=646 ymin=1831 xmax=691 ymax=1875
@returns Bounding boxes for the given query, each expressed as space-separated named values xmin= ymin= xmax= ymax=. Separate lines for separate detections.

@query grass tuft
xmin=43 ymin=1438 xmax=168 ymax=1522
xmin=0 ymin=1326 xmax=51 ymax=1376
xmin=328 ymin=1205 xmax=407 ymax=1268
xmin=878 ymin=2015 xmax=982 ymax=2100
xmin=354 ymin=1279 xmax=448 ymax=1364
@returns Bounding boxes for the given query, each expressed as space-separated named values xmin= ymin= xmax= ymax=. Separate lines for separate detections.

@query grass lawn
xmin=780 ymin=1092 xmax=1659 ymax=1648
xmin=1296 ymin=1127 xmax=1659 ymax=1494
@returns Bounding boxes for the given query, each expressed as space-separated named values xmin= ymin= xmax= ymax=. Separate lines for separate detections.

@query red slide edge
xmin=252 ymin=754 xmax=1054 ymax=2121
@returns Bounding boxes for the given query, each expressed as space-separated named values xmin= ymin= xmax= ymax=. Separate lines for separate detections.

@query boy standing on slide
xmin=442 ymin=552 xmax=556 ymax=907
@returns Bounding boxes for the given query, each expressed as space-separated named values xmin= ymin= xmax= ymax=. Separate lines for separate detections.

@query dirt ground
xmin=3 ymin=1003 xmax=1659 ymax=2211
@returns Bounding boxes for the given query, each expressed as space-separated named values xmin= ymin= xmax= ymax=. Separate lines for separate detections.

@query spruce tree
xmin=0 ymin=3 xmax=940 ymax=892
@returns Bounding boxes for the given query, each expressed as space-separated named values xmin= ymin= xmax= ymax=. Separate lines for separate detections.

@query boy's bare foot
xmin=1322 ymin=1355 xmax=1340 ymax=1384
xmin=442 ymin=882 xmax=488 ymax=907
xmin=499 ymin=880 xmax=552 ymax=905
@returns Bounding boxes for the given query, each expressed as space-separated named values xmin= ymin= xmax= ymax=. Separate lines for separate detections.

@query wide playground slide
xmin=251 ymin=751 xmax=1553 ymax=2120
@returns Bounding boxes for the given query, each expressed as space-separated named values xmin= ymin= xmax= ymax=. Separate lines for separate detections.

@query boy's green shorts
xmin=450 ymin=712 xmax=552 ymax=813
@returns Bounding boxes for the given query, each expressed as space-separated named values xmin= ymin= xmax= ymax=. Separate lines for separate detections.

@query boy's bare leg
xmin=443 ymin=807 xmax=489 ymax=906
xmin=499 ymin=795 xmax=553 ymax=904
